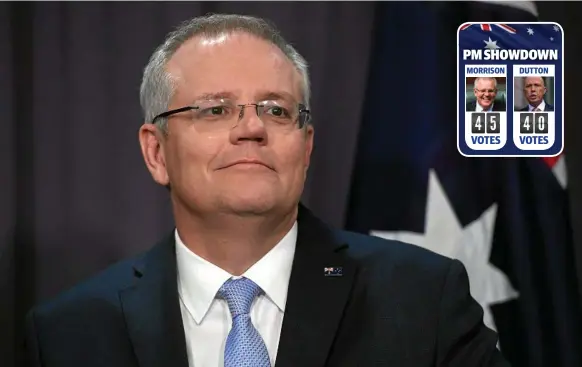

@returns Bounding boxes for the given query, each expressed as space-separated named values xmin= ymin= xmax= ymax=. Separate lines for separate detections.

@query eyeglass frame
xmin=474 ymin=88 xmax=497 ymax=94
xmin=150 ymin=101 xmax=312 ymax=129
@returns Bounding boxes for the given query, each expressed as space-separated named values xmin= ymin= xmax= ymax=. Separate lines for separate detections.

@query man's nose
xmin=229 ymin=104 xmax=268 ymax=145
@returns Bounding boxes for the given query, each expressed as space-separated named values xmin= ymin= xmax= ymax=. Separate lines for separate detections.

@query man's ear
xmin=138 ymin=123 xmax=170 ymax=186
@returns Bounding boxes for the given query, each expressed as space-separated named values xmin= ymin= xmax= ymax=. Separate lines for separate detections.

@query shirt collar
xmin=476 ymin=101 xmax=493 ymax=112
xmin=175 ymin=222 xmax=297 ymax=324
xmin=529 ymin=100 xmax=546 ymax=111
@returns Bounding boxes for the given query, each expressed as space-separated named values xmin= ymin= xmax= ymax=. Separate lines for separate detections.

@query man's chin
xmin=219 ymin=193 xmax=279 ymax=216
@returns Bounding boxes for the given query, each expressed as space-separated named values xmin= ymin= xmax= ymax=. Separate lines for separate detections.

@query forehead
xmin=166 ymin=32 xmax=302 ymax=102
xmin=524 ymin=77 xmax=544 ymax=85
xmin=476 ymin=78 xmax=495 ymax=87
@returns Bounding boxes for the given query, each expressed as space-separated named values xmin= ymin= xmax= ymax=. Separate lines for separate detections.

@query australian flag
xmin=459 ymin=22 xmax=562 ymax=51
xmin=345 ymin=2 xmax=582 ymax=367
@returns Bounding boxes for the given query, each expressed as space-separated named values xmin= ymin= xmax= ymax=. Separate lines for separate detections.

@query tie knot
xmin=217 ymin=277 xmax=263 ymax=317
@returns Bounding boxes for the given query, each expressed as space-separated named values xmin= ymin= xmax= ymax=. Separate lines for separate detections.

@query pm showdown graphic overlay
xmin=458 ymin=23 xmax=563 ymax=157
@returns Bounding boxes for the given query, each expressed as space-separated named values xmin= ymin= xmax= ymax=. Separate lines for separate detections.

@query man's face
xmin=140 ymin=32 xmax=314 ymax=217
xmin=523 ymin=77 xmax=546 ymax=106
xmin=473 ymin=79 xmax=497 ymax=109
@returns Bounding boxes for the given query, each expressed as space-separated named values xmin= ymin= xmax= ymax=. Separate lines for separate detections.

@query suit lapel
xmin=276 ymin=205 xmax=358 ymax=367
xmin=119 ymin=234 xmax=189 ymax=367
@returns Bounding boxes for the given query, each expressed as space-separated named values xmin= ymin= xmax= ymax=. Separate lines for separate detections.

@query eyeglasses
xmin=475 ymin=89 xmax=496 ymax=94
xmin=150 ymin=98 xmax=311 ymax=133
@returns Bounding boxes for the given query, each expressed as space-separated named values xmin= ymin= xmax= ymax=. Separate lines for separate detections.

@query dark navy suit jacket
xmin=466 ymin=100 xmax=507 ymax=112
xmin=24 ymin=205 xmax=509 ymax=367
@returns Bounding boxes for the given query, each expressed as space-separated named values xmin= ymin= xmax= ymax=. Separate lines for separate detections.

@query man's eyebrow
xmin=190 ymin=90 xmax=300 ymax=103
xmin=192 ymin=91 xmax=237 ymax=101
xmin=257 ymin=91 xmax=297 ymax=102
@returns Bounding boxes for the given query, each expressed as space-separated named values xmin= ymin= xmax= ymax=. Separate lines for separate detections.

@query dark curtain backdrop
xmin=1 ymin=2 xmax=581 ymax=367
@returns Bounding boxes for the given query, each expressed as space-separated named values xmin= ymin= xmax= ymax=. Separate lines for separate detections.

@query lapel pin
xmin=324 ymin=267 xmax=343 ymax=277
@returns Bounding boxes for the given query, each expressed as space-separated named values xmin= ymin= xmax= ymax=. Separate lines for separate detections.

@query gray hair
xmin=473 ymin=77 xmax=497 ymax=90
xmin=139 ymin=13 xmax=311 ymax=132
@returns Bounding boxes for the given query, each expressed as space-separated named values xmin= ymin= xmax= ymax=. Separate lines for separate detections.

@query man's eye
xmin=265 ymin=106 xmax=290 ymax=118
xmin=200 ymin=106 xmax=228 ymax=116
xmin=270 ymin=107 xmax=283 ymax=116
xmin=210 ymin=107 xmax=225 ymax=114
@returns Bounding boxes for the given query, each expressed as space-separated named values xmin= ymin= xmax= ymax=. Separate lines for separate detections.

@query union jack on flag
xmin=460 ymin=23 xmax=517 ymax=34
xmin=459 ymin=23 xmax=561 ymax=51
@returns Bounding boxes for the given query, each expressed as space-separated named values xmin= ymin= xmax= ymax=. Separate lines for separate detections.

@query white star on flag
xmin=483 ymin=37 xmax=500 ymax=50
xmin=550 ymin=37 xmax=554 ymax=41
xmin=370 ymin=170 xmax=519 ymax=333
xmin=550 ymin=155 xmax=568 ymax=189
xmin=527 ymin=28 xmax=534 ymax=35
xmin=553 ymin=25 xmax=560 ymax=32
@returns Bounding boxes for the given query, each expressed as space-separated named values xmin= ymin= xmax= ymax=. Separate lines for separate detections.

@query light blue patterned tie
xmin=218 ymin=277 xmax=271 ymax=367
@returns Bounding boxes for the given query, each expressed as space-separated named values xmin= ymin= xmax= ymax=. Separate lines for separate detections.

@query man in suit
xmin=466 ymin=77 xmax=506 ymax=112
xmin=24 ymin=14 xmax=510 ymax=367
xmin=519 ymin=76 xmax=554 ymax=111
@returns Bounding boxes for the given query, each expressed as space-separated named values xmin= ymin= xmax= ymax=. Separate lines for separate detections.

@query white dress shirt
xmin=475 ymin=102 xmax=493 ymax=112
xmin=175 ymin=222 xmax=297 ymax=367
xmin=528 ymin=100 xmax=546 ymax=111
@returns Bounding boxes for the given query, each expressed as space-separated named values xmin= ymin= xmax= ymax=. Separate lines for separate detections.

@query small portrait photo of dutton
xmin=465 ymin=76 xmax=507 ymax=112
xmin=514 ymin=76 xmax=555 ymax=112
